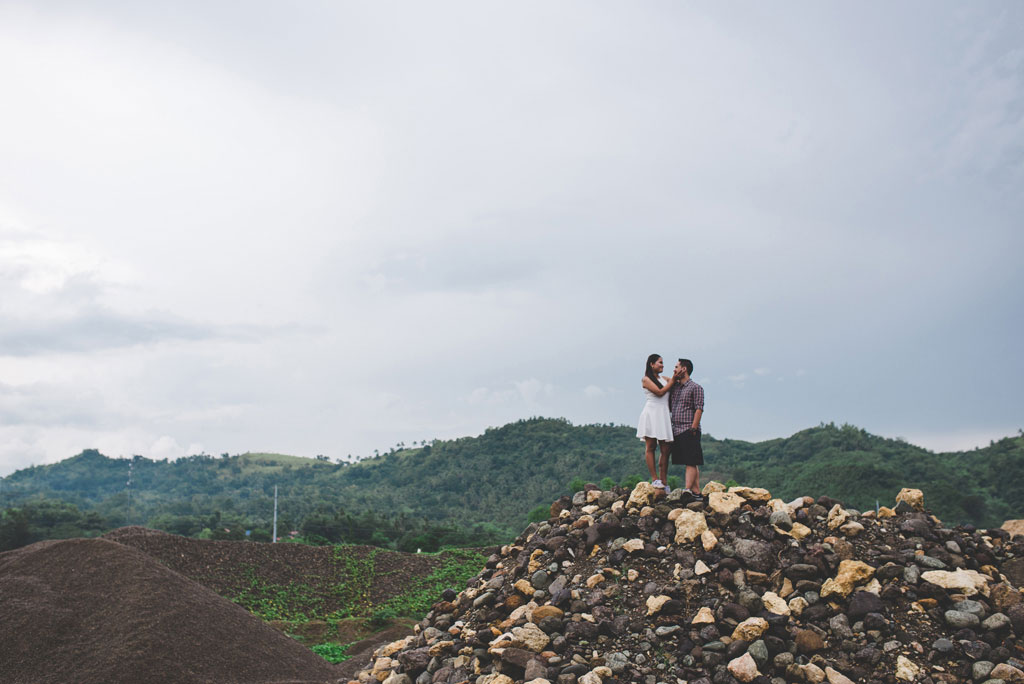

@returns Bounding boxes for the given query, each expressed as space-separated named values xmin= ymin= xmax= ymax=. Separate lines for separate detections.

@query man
xmin=669 ymin=358 xmax=705 ymax=501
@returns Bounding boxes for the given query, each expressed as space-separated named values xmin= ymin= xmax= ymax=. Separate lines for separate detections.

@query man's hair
xmin=678 ymin=358 xmax=693 ymax=375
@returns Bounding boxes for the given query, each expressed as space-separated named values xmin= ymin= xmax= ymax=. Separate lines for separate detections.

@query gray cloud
xmin=0 ymin=1 xmax=1020 ymax=474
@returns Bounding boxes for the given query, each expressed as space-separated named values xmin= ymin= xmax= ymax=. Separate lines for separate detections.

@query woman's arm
xmin=642 ymin=375 xmax=675 ymax=396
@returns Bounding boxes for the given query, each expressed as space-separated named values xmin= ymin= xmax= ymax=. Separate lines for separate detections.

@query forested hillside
xmin=1 ymin=418 xmax=1021 ymax=552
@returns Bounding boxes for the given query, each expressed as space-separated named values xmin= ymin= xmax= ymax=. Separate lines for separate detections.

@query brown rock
xmin=795 ymin=629 xmax=825 ymax=654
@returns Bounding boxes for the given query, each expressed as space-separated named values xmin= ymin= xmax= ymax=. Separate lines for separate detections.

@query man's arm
xmin=691 ymin=385 xmax=704 ymax=431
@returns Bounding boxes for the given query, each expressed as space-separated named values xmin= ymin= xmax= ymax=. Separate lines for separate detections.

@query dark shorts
xmin=671 ymin=430 xmax=704 ymax=466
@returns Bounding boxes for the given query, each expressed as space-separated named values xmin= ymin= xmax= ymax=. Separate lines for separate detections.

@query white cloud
xmin=0 ymin=2 xmax=1020 ymax=473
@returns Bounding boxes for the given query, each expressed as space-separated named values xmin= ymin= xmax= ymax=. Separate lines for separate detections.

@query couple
xmin=636 ymin=354 xmax=705 ymax=501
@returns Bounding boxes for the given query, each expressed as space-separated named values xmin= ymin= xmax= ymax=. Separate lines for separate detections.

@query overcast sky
xmin=0 ymin=1 xmax=1021 ymax=475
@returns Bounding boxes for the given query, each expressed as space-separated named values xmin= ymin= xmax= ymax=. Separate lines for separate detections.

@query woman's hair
xmin=645 ymin=354 xmax=663 ymax=389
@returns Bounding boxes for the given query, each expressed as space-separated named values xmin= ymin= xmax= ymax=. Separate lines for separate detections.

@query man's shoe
xmin=678 ymin=490 xmax=695 ymax=503
xmin=652 ymin=479 xmax=664 ymax=489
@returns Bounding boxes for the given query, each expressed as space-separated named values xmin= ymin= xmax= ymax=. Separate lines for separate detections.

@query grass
xmin=230 ymin=565 xmax=326 ymax=622
xmin=230 ymin=545 xmax=487 ymax=625
xmin=311 ymin=642 xmax=352 ymax=663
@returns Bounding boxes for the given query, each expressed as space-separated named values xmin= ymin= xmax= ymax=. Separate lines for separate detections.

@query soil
xmin=0 ymin=537 xmax=343 ymax=684
xmin=102 ymin=526 xmax=473 ymax=614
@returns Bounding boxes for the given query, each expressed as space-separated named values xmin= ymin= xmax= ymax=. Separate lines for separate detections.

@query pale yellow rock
xmin=727 ymin=652 xmax=760 ymax=683
xmin=780 ymin=577 xmax=795 ymax=598
xmin=762 ymin=591 xmax=790 ymax=615
xmin=586 ymin=489 xmax=602 ymax=503
xmin=375 ymin=637 xmax=413 ymax=657
xmin=628 ymin=481 xmax=658 ymax=508
xmin=895 ymin=655 xmax=921 ymax=681
xmin=559 ymin=509 xmax=571 ymax=519
xmin=514 ymin=579 xmax=535 ymax=596
xmin=623 ymin=539 xmax=645 ymax=553
xmin=695 ymin=560 xmax=711 ymax=576
xmin=800 ymin=663 xmax=826 ymax=684
xmin=627 ymin=568 xmax=639 ymax=581
xmin=371 ymin=656 xmax=394 ymax=679
xmin=581 ymin=504 xmax=599 ymax=514
xmin=896 ymin=488 xmax=925 ymax=511
xmin=859 ymin=578 xmax=882 ymax=594
xmin=528 ymin=549 xmax=545 ymax=573
xmin=701 ymin=530 xmax=718 ymax=551
xmin=673 ymin=509 xmax=708 ymax=543
xmin=820 ymin=560 xmax=875 ymax=598
xmin=592 ymin=666 xmax=612 ymax=678
xmin=524 ymin=679 xmax=552 ymax=684
xmin=668 ymin=508 xmax=684 ymax=522
xmin=768 ymin=498 xmax=789 ymax=513
xmin=990 ymin=663 xmax=1024 ymax=682
xmin=611 ymin=500 xmax=624 ymax=513
xmin=702 ymin=480 xmax=727 ymax=496
xmin=692 ymin=606 xmax=716 ymax=624
xmin=731 ymin=617 xmax=769 ymax=641
xmin=790 ymin=522 xmax=812 ymax=540
xmin=577 ymin=673 xmax=602 ymax=684
xmin=839 ymin=521 xmax=864 ymax=537
xmin=639 ymin=505 xmax=655 ymax=517
xmin=773 ymin=525 xmax=792 ymax=538
xmin=489 ymin=622 xmax=549 ymax=653
xmin=861 ymin=510 xmax=875 ymax=519
xmin=478 ymin=676 xmax=515 ymax=684
xmin=586 ymin=573 xmax=605 ymax=588
xmin=920 ymin=568 xmax=992 ymax=596
xmin=574 ymin=514 xmax=594 ymax=528
xmin=824 ymin=666 xmax=855 ymax=684
xmin=826 ymin=504 xmax=849 ymax=530
xmin=709 ymin=491 xmax=745 ymax=515
xmin=428 ymin=640 xmax=454 ymax=656
xmin=788 ymin=596 xmax=808 ymax=616
xmin=729 ymin=486 xmax=771 ymax=501
xmin=1002 ymin=520 xmax=1024 ymax=539
xmin=646 ymin=594 xmax=671 ymax=615
xmin=877 ymin=506 xmax=895 ymax=518
xmin=383 ymin=674 xmax=410 ymax=684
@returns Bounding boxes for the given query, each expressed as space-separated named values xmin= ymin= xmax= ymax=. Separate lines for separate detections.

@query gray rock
xmin=953 ymin=599 xmax=987 ymax=619
xmin=972 ymin=661 xmax=995 ymax=681
xmin=903 ymin=565 xmax=921 ymax=584
xmin=655 ymin=625 xmax=680 ymax=637
xmin=946 ymin=540 xmax=962 ymax=554
xmin=932 ymin=638 xmax=954 ymax=653
xmin=981 ymin=613 xmax=1011 ymax=631
xmin=829 ymin=614 xmax=854 ymax=639
xmin=605 ymin=652 xmax=629 ymax=674
xmin=748 ymin=639 xmax=769 ymax=666
xmin=945 ymin=610 xmax=981 ymax=629
xmin=769 ymin=510 xmax=792 ymax=529
xmin=773 ymin=652 xmax=794 ymax=669
xmin=734 ymin=539 xmax=774 ymax=573
xmin=531 ymin=570 xmax=551 ymax=590
xmin=917 ymin=555 xmax=948 ymax=569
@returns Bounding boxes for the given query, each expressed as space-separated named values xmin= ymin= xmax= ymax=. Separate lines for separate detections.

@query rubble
xmin=354 ymin=483 xmax=1024 ymax=684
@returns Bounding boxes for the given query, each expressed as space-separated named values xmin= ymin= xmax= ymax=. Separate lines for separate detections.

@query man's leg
xmin=686 ymin=465 xmax=700 ymax=494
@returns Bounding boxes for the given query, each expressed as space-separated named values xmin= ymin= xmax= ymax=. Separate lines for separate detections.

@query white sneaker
xmin=652 ymin=479 xmax=664 ymax=489
xmin=663 ymin=483 xmax=672 ymax=494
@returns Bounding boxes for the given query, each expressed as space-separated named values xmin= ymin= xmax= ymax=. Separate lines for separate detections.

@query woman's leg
xmin=644 ymin=437 xmax=658 ymax=480
xmin=658 ymin=441 xmax=670 ymax=485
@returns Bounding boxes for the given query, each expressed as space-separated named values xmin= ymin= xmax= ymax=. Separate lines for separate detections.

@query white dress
xmin=636 ymin=377 xmax=674 ymax=441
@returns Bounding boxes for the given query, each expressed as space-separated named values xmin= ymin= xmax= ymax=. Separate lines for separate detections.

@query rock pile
xmin=0 ymin=537 xmax=342 ymax=684
xmin=354 ymin=483 xmax=1024 ymax=684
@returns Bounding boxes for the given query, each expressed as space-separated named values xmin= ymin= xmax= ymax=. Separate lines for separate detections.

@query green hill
xmin=1 ymin=418 xmax=1021 ymax=553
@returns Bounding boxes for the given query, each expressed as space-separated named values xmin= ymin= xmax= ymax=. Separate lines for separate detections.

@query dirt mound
xmin=102 ymin=527 xmax=468 ymax=617
xmin=355 ymin=484 xmax=1024 ymax=684
xmin=0 ymin=537 xmax=343 ymax=684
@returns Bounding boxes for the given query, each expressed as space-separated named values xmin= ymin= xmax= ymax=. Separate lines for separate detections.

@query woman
xmin=637 ymin=353 xmax=677 ymax=493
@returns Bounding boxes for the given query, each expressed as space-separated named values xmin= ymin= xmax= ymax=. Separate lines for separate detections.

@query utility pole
xmin=272 ymin=485 xmax=278 ymax=543
xmin=126 ymin=459 xmax=134 ymax=524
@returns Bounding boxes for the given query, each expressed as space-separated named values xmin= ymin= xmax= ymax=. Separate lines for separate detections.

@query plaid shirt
xmin=669 ymin=379 xmax=704 ymax=435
